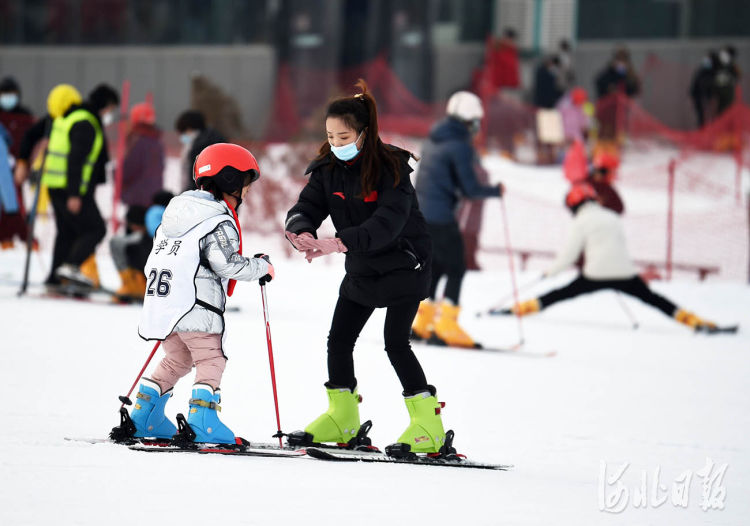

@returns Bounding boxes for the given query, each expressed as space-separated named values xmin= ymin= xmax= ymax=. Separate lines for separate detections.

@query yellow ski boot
xmin=432 ymin=301 xmax=478 ymax=349
xmin=411 ymin=300 xmax=436 ymax=341
xmin=674 ymin=309 xmax=717 ymax=331
xmin=80 ymin=254 xmax=100 ymax=288
xmin=512 ymin=298 xmax=541 ymax=316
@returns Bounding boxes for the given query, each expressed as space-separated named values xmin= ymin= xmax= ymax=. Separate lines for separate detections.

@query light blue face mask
xmin=0 ymin=93 xmax=19 ymax=111
xmin=179 ymin=132 xmax=195 ymax=145
xmin=330 ymin=131 xmax=363 ymax=161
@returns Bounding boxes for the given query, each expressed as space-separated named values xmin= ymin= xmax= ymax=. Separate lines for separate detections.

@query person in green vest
xmin=41 ymin=83 xmax=119 ymax=290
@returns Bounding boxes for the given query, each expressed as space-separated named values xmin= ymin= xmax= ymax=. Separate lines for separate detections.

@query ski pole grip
xmin=254 ymin=253 xmax=273 ymax=285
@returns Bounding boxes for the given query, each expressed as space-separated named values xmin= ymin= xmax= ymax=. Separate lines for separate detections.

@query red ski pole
xmin=119 ymin=340 xmax=161 ymax=408
xmin=260 ymin=281 xmax=284 ymax=448
xmin=499 ymin=197 xmax=525 ymax=347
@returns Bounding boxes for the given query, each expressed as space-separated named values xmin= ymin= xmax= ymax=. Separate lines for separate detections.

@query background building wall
xmin=0 ymin=45 xmax=276 ymax=139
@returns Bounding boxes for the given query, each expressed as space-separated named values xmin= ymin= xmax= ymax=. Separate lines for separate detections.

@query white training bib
xmin=138 ymin=214 xmax=236 ymax=340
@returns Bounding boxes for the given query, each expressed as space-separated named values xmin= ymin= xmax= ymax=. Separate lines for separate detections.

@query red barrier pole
xmin=666 ymin=158 xmax=676 ymax=281
xmin=110 ymin=79 xmax=130 ymax=234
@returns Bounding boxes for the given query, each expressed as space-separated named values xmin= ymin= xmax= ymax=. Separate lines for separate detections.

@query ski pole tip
xmin=119 ymin=395 xmax=133 ymax=406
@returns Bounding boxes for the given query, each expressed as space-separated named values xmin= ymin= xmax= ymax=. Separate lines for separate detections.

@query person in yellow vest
xmin=38 ymin=83 xmax=119 ymax=290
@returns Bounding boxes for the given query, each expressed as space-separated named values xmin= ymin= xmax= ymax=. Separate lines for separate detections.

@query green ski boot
xmin=288 ymin=384 xmax=362 ymax=446
xmin=395 ymin=387 xmax=446 ymax=453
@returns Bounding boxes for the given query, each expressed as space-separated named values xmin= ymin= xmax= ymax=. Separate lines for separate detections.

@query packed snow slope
xmin=0 ymin=246 xmax=748 ymax=525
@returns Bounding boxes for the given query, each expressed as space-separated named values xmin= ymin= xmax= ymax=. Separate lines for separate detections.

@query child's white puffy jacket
xmin=158 ymin=190 xmax=269 ymax=334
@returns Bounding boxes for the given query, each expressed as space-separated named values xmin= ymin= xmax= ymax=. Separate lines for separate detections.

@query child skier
xmin=122 ymin=143 xmax=274 ymax=444
xmin=510 ymin=183 xmax=719 ymax=331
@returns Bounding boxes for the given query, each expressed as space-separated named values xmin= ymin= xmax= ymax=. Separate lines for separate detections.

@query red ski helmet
xmin=129 ymin=102 xmax=156 ymax=125
xmin=570 ymin=87 xmax=588 ymax=106
xmin=565 ymin=183 xmax=597 ymax=209
xmin=592 ymin=150 xmax=620 ymax=183
xmin=193 ymin=143 xmax=260 ymax=194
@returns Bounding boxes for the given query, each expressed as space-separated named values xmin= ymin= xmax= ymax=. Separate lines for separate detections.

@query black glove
xmin=254 ymin=253 xmax=274 ymax=285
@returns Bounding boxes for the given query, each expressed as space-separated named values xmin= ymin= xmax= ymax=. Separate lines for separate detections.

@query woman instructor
xmin=284 ymin=81 xmax=450 ymax=454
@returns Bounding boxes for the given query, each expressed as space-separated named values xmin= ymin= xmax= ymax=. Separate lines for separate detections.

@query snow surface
xmin=1 ymin=149 xmax=748 ymax=525
xmin=1 ymin=248 xmax=748 ymax=525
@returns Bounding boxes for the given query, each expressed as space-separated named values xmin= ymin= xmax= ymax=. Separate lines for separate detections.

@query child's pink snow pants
xmin=150 ymin=332 xmax=226 ymax=392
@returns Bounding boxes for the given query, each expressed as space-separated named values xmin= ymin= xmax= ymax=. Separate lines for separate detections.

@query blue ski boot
xmin=187 ymin=383 xmax=235 ymax=444
xmin=130 ymin=378 xmax=177 ymax=439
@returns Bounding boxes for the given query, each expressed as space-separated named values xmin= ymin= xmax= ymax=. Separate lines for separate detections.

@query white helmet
xmin=446 ymin=91 xmax=484 ymax=121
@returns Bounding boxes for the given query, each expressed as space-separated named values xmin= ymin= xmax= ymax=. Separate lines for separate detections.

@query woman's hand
xmin=285 ymin=231 xmax=314 ymax=251
xmin=295 ymin=237 xmax=347 ymax=262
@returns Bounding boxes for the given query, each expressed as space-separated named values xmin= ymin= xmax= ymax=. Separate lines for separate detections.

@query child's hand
xmin=254 ymin=253 xmax=275 ymax=284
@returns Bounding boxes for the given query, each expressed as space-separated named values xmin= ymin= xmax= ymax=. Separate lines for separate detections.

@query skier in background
xmin=14 ymin=84 xmax=119 ymax=291
xmin=110 ymin=190 xmax=173 ymax=300
xmin=0 ymin=77 xmax=36 ymax=249
xmin=411 ymin=91 xmax=504 ymax=349
xmin=510 ymin=184 xmax=719 ymax=332
xmin=108 ymin=205 xmax=151 ymax=301
xmin=119 ymin=143 xmax=274 ymax=444
xmin=284 ymin=80 xmax=451 ymax=455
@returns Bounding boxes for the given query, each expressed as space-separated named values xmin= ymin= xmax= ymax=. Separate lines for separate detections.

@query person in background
xmin=595 ymin=46 xmax=641 ymax=100
xmin=15 ymin=83 xmax=119 ymax=291
xmin=595 ymin=47 xmax=641 ymax=142
xmin=533 ymin=56 xmax=565 ymax=165
xmin=0 ymin=76 xmax=35 ymax=248
xmin=509 ymin=184 xmax=718 ymax=332
xmin=689 ymin=51 xmax=718 ymax=127
xmin=714 ymin=45 xmax=740 ymax=116
xmin=490 ymin=28 xmax=520 ymax=92
xmin=121 ymin=101 xmax=164 ymax=208
xmin=109 ymin=205 xmax=150 ymax=300
xmin=411 ymin=91 xmax=504 ymax=349
xmin=0 ymin=77 xmax=34 ymax=158
xmin=556 ymin=39 xmax=576 ymax=92
xmin=112 ymin=190 xmax=173 ymax=300
xmin=533 ymin=55 xmax=564 ymax=109
xmin=174 ymin=110 xmax=225 ymax=191
xmin=556 ymin=87 xmax=590 ymax=146
xmin=145 ymin=190 xmax=174 ymax=238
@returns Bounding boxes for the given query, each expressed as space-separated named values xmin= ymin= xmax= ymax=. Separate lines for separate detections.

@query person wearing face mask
xmin=174 ymin=110 xmax=226 ymax=192
xmin=19 ymin=83 xmax=119 ymax=291
xmin=411 ymin=91 xmax=503 ymax=349
xmin=594 ymin=47 xmax=641 ymax=142
xmin=0 ymin=77 xmax=35 ymax=249
xmin=284 ymin=80 xmax=454 ymax=457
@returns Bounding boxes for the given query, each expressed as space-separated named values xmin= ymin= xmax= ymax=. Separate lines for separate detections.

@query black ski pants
xmin=327 ymin=295 xmax=428 ymax=394
xmin=427 ymin=222 xmax=465 ymax=304
xmin=539 ymin=275 xmax=678 ymax=317
xmin=48 ymin=189 xmax=106 ymax=280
